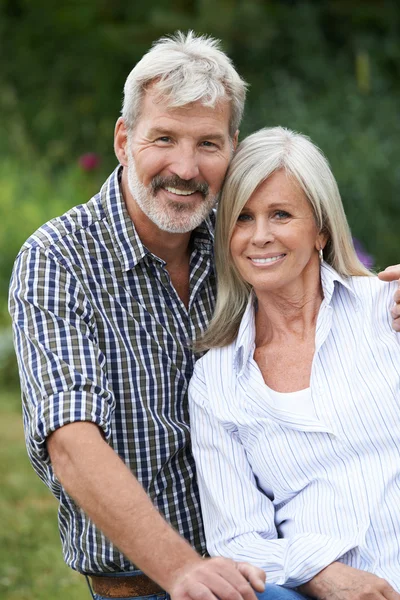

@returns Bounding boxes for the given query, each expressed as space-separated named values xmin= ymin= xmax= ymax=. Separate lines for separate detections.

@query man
xmin=9 ymin=31 xmax=268 ymax=600
xmin=9 ymin=31 xmax=400 ymax=600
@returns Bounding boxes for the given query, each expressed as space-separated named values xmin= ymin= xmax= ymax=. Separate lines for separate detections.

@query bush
xmin=0 ymin=159 xmax=107 ymax=319
xmin=1 ymin=1 xmax=398 ymax=270
xmin=0 ymin=158 xmax=108 ymax=384
xmin=1 ymin=0 xmax=399 ymax=387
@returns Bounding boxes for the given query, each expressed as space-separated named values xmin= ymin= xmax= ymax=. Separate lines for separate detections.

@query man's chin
xmin=154 ymin=217 xmax=203 ymax=234
xmin=152 ymin=208 xmax=210 ymax=234
xmin=133 ymin=188 xmax=216 ymax=233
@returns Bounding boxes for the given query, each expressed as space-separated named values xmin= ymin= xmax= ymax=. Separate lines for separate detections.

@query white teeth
xmin=251 ymin=254 xmax=285 ymax=264
xmin=164 ymin=187 xmax=196 ymax=196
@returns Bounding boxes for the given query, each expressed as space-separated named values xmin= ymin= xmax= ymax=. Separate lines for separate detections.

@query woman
xmin=189 ymin=127 xmax=400 ymax=598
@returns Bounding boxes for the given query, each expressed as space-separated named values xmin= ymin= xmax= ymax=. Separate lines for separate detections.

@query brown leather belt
xmin=90 ymin=574 xmax=164 ymax=598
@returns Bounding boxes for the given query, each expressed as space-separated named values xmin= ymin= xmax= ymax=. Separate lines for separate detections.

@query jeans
xmin=257 ymin=584 xmax=308 ymax=599
xmin=86 ymin=573 xmax=307 ymax=600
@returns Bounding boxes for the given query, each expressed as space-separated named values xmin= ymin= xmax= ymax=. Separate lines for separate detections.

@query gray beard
xmin=127 ymin=154 xmax=218 ymax=234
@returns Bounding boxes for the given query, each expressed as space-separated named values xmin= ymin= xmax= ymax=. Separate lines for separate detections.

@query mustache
xmin=151 ymin=175 xmax=209 ymax=196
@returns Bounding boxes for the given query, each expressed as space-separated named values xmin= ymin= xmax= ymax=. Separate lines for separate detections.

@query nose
xmin=251 ymin=219 xmax=274 ymax=246
xmin=170 ymin=146 xmax=200 ymax=181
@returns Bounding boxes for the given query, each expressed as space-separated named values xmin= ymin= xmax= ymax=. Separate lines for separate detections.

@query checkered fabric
xmin=9 ymin=166 xmax=216 ymax=573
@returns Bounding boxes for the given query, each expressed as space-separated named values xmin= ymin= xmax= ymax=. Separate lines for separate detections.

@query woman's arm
xmin=189 ymin=360 xmax=362 ymax=588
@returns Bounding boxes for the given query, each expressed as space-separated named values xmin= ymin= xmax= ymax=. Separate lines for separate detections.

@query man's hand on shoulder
xmin=378 ymin=264 xmax=400 ymax=332
xmin=169 ymin=556 xmax=265 ymax=600
xmin=298 ymin=562 xmax=400 ymax=600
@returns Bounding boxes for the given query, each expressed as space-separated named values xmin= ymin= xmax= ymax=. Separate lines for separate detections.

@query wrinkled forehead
xmin=137 ymin=80 xmax=232 ymax=123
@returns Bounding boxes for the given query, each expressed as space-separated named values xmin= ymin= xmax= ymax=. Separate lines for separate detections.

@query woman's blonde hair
xmin=199 ymin=126 xmax=371 ymax=350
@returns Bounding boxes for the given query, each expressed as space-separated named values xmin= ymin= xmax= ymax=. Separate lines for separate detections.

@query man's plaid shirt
xmin=9 ymin=167 xmax=216 ymax=573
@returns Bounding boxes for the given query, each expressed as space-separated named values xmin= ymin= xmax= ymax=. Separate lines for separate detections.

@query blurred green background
xmin=1 ymin=1 xmax=399 ymax=598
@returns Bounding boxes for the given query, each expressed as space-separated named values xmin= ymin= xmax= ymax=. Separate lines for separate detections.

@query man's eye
xmin=201 ymin=141 xmax=217 ymax=148
xmin=156 ymin=136 xmax=171 ymax=143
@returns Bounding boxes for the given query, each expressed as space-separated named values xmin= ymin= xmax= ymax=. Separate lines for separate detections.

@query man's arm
xmin=47 ymin=422 xmax=265 ymax=600
xmin=378 ymin=265 xmax=400 ymax=331
xmin=299 ymin=562 xmax=400 ymax=600
xmin=10 ymin=247 xmax=265 ymax=600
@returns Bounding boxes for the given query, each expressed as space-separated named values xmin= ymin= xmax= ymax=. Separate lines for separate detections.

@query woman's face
xmin=230 ymin=169 xmax=324 ymax=296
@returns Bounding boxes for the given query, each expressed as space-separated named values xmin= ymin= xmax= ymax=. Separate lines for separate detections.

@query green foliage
xmin=0 ymin=389 xmax=87 ymax=599
xmin=0 ymin=329 xmax=20 ymax=388
xmin=0 ymin=0 xmax=398 ymax=268
xmin=221 ymin=0 xmax=400 ymax=268
xmin=244 ymin=69 xmax=400 ymax=270
xmin=1 ymin=0 xmax=399 ymax=388
xmin=0 ymin=159 xmax=106 ymax=320
xmin=0 ymin=160 xmax=107 ymax=385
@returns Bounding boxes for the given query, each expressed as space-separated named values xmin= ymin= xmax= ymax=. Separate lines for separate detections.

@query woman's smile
xmin=248 ymin=253 xmax=287 ymax=266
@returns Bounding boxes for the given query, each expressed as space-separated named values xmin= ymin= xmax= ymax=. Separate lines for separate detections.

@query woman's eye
xmin=237 ymin=213 xmax=252 ymax=222
xmin=274 ymin=210 xmax=291 ymax=219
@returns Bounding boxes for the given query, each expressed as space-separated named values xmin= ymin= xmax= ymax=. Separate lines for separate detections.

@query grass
xmin=0 ymin=389 xmax=87 ymax=599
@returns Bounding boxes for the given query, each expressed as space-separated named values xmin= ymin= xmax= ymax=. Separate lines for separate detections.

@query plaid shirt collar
xmin=101 ymin=166 xmax=214 ymax=273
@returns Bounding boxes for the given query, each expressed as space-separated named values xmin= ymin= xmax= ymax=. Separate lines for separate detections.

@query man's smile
xmin=163 ymin=186 xmax=197 ymax=196
xmin=151 ymin=174 xmax=209 ymax=198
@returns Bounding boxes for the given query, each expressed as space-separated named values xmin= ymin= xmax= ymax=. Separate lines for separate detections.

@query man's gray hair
xmin=122 ymin=30 xmax=247 ymax=137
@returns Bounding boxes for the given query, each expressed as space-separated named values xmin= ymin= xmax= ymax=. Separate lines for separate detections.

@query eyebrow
xmin=200 ymin=133 xmax=227 ymax=143
xmin=265 ymin=201 xmax=293 ymax=207
xmin=147 ymin=127 xmax=174 ymax=138
xmin=147 ymin=128 xmax=227 ymax=143
xmin=243 ymin=201 xmax=294 ymax=209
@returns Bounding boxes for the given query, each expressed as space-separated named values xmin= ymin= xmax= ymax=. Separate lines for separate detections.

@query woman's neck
xmin=254 ymin=276 xmax=324 ymax=346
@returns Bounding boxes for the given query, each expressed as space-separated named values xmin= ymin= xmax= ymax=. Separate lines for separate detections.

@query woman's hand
xmin=299 ymin=562 xmax=400 ymax=600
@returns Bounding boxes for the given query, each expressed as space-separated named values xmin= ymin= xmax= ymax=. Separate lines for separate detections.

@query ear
xmin=315 ymin=231 xmax=328 ymax=252
xmin=232 ymin=130 xmax=239 ymax=151
xmin=114 ymin=117 xmax=129 ymax=166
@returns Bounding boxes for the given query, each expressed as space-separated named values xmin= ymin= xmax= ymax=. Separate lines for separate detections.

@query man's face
xmin=124 ymin=88 xmax=235 ymax=234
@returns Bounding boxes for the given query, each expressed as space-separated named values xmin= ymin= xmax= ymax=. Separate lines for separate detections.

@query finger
xmin=391 ymin=304 xmax=400 ymax=318
xmin=393 ymin=287 xmax=400 ymax=304
xmin=226 ymin=571 xmax=260 ymax=600
xmin=236 ymin=563 xmax=266 ymax=592
xmin=392 ymin=316 xmax=400 ymax=332
xmin=381 ymin=581 xmax=400 ymax=600
xmin=186 ymin=580 xmax=231 ymax=600
xmin=384 ymin=591 xmax=400 ymax=600
xmin=392 ymin=319 xmax=400 ymax=333
xmin=213 ymin=564 xmax=260 ymax=600
xmin=378 ymin=266 xmax=400 ymax=282
xmin=189 ymin=573 xmax=244 ymax=600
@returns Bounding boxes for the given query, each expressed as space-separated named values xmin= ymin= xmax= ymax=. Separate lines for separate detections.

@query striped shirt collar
xmin=234 ymin=262 xmax=357 ymax=375
xmin=101 ymin=166 xmax=214 ymax=272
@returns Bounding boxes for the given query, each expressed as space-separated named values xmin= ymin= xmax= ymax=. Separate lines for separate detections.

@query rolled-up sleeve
xmin=9 ymin=246 xmax=115 ymax=481
xmin=189 ymin=358 xmax=361 ymax=587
